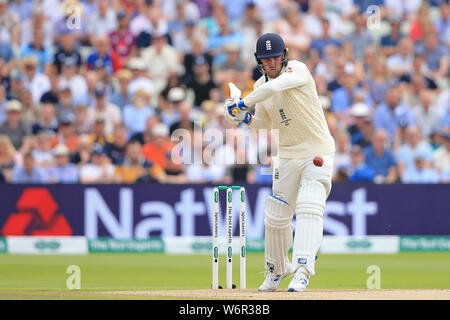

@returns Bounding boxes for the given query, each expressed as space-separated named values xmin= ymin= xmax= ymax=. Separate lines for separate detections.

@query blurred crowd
xmin=0 ymin=0 xmax=448 ymax=185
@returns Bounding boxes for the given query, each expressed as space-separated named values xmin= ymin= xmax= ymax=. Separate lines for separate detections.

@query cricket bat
xmin=228 ymin=82 xmax=241 ymax=116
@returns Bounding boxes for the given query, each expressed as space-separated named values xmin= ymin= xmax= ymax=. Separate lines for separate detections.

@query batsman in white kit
xmin=225 ymin=33 xmax=335 ymax=292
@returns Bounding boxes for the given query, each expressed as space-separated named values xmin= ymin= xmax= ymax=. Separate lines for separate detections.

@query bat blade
xmin=228 ymin=82 xmax=241 ymax=98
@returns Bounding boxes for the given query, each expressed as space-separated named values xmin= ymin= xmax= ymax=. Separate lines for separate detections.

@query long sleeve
xmin=243 ymin=61 xmax=310 ymax=107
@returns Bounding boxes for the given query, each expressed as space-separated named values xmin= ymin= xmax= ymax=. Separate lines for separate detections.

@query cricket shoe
xmin=287 ymin=268 xmax=310 ymax=292
xmin=258 ymin=269 xmax=290 ymax=292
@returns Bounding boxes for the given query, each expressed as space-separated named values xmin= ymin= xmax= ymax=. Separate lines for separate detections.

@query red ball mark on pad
xmin=313 ymin=156 xmax=323 ymax=167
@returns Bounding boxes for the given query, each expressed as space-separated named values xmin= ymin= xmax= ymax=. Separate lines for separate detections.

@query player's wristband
xmin=242 ymin=112 xmax=252 ymax=125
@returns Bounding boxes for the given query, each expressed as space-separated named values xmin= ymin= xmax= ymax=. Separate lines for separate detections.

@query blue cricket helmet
xmin=254 ymin=33 xmax=288 ymax=76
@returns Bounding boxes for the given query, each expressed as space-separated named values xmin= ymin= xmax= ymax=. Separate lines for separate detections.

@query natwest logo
xmin=2 ymin=188 xmax=72 ymax=236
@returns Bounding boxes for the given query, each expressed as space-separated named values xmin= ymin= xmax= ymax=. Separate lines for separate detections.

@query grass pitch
xmin=0 ymin=252 xmax=449 ymax=299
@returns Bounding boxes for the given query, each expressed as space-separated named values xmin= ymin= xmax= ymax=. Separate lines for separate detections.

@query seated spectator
xmin=73 ymin=105 xmax=91 ymax=135
xmin=363 ymin=129 xmax=398 ymax=184
xmin=412 ymin=90 xmax=444 ymax=139
xmin=109 ymin=69 xmax=133 ymax=110
xmin=86 ymin=0 xmax=117 ymax=41
xmin=89 ymin=117 xmax=113 ymax=147
xmin=127 ymin=57 xmax=155 ymax=101
xmin=0 ymin=134 xmax=20 ymax=182
xmin=79 ymin=145 xmax=116 ymax=184
xmin=103 ymin=124 xmax=129 ymax=165
xmin=114 ymin=140 xmax=165 ymax=183
xmin=163 ymin=150 xmax=187 ymax=183
xmin=52 ymin=30 xmax=82 ymax=74
xmin=56 ymin=114 xmax=78 ymax=153
xmin=40 ymin=73 xmax=60 ymax=104
xmin=366 ymin=57 xmax=398 ymax=106
xmin=373 ymin=86 xmax=415 ymax=142
xmin=20 ymin=28 xmax=51 ymax=73
xmin=347 ymin=103 xmax=371 ymax=144
xmin=142 ymin=123 xmax=174 ymax=171
xmin=433 ymin=132 xmax=450 ymax=183
xmin=416 ymin=31 xmax=449 ymax=80
xmin=45 ymin=144 xmax=78 ymax=183
xmin=169 ymin=101 xmax=195 ymax=135
xmin=7 ymin=69 xmax=26 ymax=101
xmin=213 ymin=42 xmax=246 ymax=84
xmin=0 ymin=100 xmax=31 ymax=151
xmin=129 ymin=115 xmax=160 ymax=145
xmin=109 ymin=11 xmax=136 ymax=67
xmin=380 ymin=16 xmax=404 ymax=57
xmin=18 ymin=89 xmax=39 ymax=125
xmin=31 ymin=102 xmax=59 ymax=135
xmin=186 ymin=57 xmax=219 ymax=108
xmin=399 ymin=55 xmax=438 ymax=90
xmin=70 ymin=134 xmax=93 ymax=167
xmin=332 ymin=130 xmax=351 ymax=181
xmin=86 ymin=35 xmax=117 ymax=76
xmin=396 ymin=125 xmax=435 ymax=176
xmin=55 ymin=86 xmax=75 ymax=121
xmin=11 ymin=152 xmax=46 ymax=184
xmin=386 ymin=37 xmax=414 ymax=77
xmin=123 ymin=89 xmax=155 ymax=136
xmin=343 ymin=15 xmax=373 ymax=61
xmin=401 ymin=155 xmax=440 ymax=184
xmin=58 ymin=58 xmax=88 ymax=105
xmin=159 ymin=87 xmax=184 ymax=128
xmin=21 ymin=55 xmax=50 ymax=104
xmin=309 ymin=18 xmax=341 ymax=59
xmin=141 ymin=32 xmax=183 ymax=96
xmin=182 ymin=38 xmax=213 ymax=84
xmin=342 ymin=145 xmax=375 ymax=183
xmin=31 ymin=129 xmax=56 ymax=169
xmin=87 ymin=84 xmax=122 ymax=136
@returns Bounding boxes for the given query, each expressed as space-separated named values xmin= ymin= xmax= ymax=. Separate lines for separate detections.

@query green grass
xmin=0 ymin=252 xmax=449 ymax=299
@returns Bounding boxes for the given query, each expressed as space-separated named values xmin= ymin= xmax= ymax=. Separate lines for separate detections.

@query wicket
xmin=212 ymin=186 xmax=246 ymax=290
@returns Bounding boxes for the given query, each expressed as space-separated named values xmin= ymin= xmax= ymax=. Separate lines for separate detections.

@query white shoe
xmin=287 ymin=269 xmax=310 ymax=292
xmin=258 ymin=270 xmax=290 ymax=292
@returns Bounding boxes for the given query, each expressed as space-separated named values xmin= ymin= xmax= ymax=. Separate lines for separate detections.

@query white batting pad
xmin=264 ymin=196 xmax=294 ymax=275
xmin=291 ymin=180 xmax=327 ymax=276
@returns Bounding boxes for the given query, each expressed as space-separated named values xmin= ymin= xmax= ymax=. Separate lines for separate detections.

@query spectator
xmin=417 ymin=31 xmax=449 ymax=80
xmin=20 ymin=28 xmax=52 ymax=74
xmin=87 ymin=84 xmax=122 ymax=136
xmin=59 ymin=59 xmax=88 ymax=105
xmin=114 ymin=140 xmax=165 ymax=183
xmin=56 ymin=114 xmax=78 ymax=153
xmin=21 ymin=55 xmax=50 ymax=104
xmin=9 ymin=0 xmax=34 ymax=21
xmin=109 ymin=11 xmax=137 ymax=67
xmin=399 ymin=54 xmax=438 ymax=90
xmin=11 ymin=152 xmax=46 ymax=184
xmin=343 ymin=15 xmax=373 ymax=61
xmin=347 ymin=103 xmax=372 ymax=146
xmin=343 ymin=145 xmax=375 ymax=183
xmin=386 ymin=37 xmax=414 ymax=77
xmin=380 ymin=16 xmax=404 ymax=57
xmin=103 ymin=124 xmax=129 ymax=165
xmin=363 ymin=129 xmax=398 ymax=184
xmin=129 ymin=115 xmax=160 ymax=146
xmin=186 ymin=57 xmax=219 ymax=108
xmin=0 ymin=100 xmax=31 ymax=151
xmin=127 ymin=57 xmax=155 ymax=101
xmin=86 ymin=35 xmax=117 ymax=76
xmin=396 ymin=125 xmax=435 ymax=176
xmin=31 ymin=130 xmax=55 ymax=169
xmin=123 ymin=89 xmax=155 ymax=136
xmin=169 ymin=100 xmax=196 ymax=135
xmin=332 ymin=130 xmax=351 ymax=181
xmin=55 ymin=87 xmax=75 ymax=121
xmin=213 ymin=42 xmax=246 ymax=85
xmin=89 ymin=117 xmax=113 ymax=147
xmin=182 ymin=37 xmax=213 ymax=84
xmin=141 ymin=32 xmax=183 ymax=96
xmin=433 ymin=132 xmax=450 ymax=183
xmin=110 ymin=69 xmax=133 ymax=110
xmin=18 ymin=89 xmax=39 ymax=125
xmin=160 ymin=87 xmax=184 ymax=128
xmin=45 ymin=144 xmax=79 ymax=183
xmin=70 ymin=134 xmax=93 ymax=167
xmin=79 ymin=144 xmax=116 ymax=184
xmin=73 ymin=105 xmax=91 ymax=135
xmin=6 ymin=70 xmax=25 ymax=101
xmin=40 ymin=73 xmax=61 ymax=104
xmin=366 ymin=57 xmax=398 ymax=105
xmin=87 ymin=0 xmax=117 ymax=41
xmin=401 ymin=154 xmax=440 ymax=184
xmin=373 ymin=86 xmax=415 ymax=142
xmin=0 ymin=0 xmax=20 ymax=46
xmin=309 ymin=18 xmax=341 ymax=59
xmin=412 ymin=90 xmax=444 ymax=139
xmin=142 ymin=123 xmax=174 ymax=171
xmin=31 ymin=102 xmax=58 ymax=135
xmin=52 ymin=30 xmax=82 ymax=74
xmin=0 ymin=134 xmax=19 ymax=182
